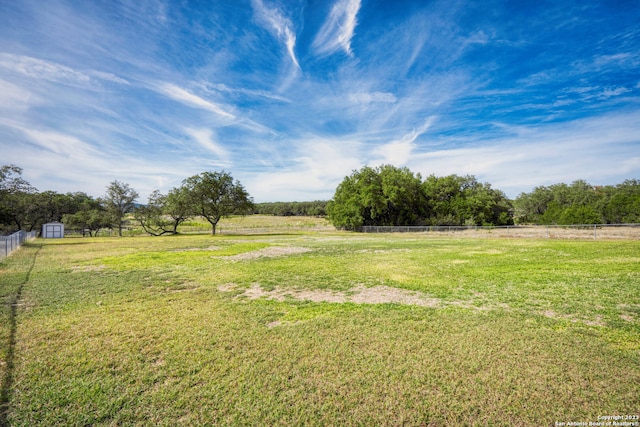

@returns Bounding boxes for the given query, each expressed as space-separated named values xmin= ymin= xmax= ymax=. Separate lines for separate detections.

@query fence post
xmin=594 ymin=224 xmax=597 ymax=240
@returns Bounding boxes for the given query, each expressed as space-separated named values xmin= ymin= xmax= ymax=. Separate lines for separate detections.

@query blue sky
xmin=0 ymin=0 xmax=638 ymax=202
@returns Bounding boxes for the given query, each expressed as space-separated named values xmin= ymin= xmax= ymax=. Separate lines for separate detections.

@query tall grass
xmin=1 ymin=230 xmax=638 ymax=425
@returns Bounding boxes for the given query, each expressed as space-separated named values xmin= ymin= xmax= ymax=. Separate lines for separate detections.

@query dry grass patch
xmin=71 ymin=264 xmax=107 ymax=273
xmin=541 ymin=310 xmax=607 ymax=327
xmin=219 ymin=246 xmax=311 ymax=261
xmin=219 ymin=283 xmax=496 ymax=309
xmin=170 ymin=246 xmax=221 ymax=252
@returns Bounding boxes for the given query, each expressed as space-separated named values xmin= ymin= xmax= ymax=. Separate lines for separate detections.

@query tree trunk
xmin=207 ymin=217 xmax=220 ymax=235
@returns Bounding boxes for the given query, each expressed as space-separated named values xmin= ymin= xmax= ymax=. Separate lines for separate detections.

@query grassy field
xmin=1 ymin=219 xmax=639 ymax=425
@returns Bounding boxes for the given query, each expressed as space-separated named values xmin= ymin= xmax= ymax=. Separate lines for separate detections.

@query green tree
xmin=0 ymin=165 xmax=37 ymax=232
xmin=515 ymin=180 xmax=605 ymax=225
xmin=326 ymin=170 xmax=367 ymax=229
xmin=103 ymin=181 xmax=139 ymax=237
xmin=181 ymin=171 xmax=254 ymax=235
xmin=327 ymin=165 xmax=426 ymax=229
xmin=423 ymin=175 xmax=468 ymax=225
xmin=163 ymin=186 xmax=193 ymax=233
xmin=423 ymin=175 xmax=512 ymax=226
xmin=134 ymin=187 xmax=192 ymax=236
xmin=600 ymin=180 xmax=640 ymax=223
xmin=61 ymin=193 xmax=106 ymax=236
xmin=134 ymin=190 xmax=174 ymax=236
xmin=63 ymin=207 xmax=110 ymax=236
xmin=558 ymin=205 xmax=602 ymax=225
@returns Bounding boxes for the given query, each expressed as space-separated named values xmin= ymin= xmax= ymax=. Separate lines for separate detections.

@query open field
xmin=1 ymin=224 xmax=639 ymax=425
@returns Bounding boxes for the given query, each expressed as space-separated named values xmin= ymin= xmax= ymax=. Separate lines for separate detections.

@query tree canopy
xmin=327 ymin=165 xmax=513 ymax=230
xmin=103 ymin=181 xmax=139 ymax=237
xmin=181 ymin=171 xmax=254 ymax=235
xmin=254 ymin=201 xmax=327 ymax=217
xmin=514 ymin=179 xmax=640 ymax=224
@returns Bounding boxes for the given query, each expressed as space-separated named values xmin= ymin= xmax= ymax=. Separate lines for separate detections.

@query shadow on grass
xmin=0 ymin=243 xmax=42 ymax=427
xmin=32 ymin=239 xmax=94 ymax=246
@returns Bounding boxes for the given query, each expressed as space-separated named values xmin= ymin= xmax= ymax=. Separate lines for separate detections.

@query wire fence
xmin=360 ymin=224 xmax=640 ymax=240
xmin=0 ymin=230 xmax=37 ymax=260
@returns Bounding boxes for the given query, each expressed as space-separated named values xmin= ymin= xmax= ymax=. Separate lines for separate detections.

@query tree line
xmin=326 ymin=165 xmax=639 ymax=229
xmin=513 ymin=179 xmax=640 ymax=225
xmin=2 ymin=163 xmax=638 ymax=236
xmin=326 ymin=165 xmax=513 ymax=230
xmin=0 ymin=166 xmax=252 ymax=236
xmin=253 ymin=201 xmax=327 ymax=217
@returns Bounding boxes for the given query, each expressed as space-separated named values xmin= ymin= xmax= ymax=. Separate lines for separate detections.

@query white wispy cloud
xmin=348 ymin=91 xmax=397 ymax=104
xmin=210 ymin=83 xmax=292 ymax=103
xmin=0 ymin=53 xmax=131 ymax=89
xmin=16 ymin=125 xmax=104 ymax=159
xmin=312 ymin=0 xmax=361 ymax=56
xmin=0 ymin=53 xmax=91 ymax=86
xmin=372 ymin=117 xmax=435 ymax=165
xmin=243 ymin=137 xmax=363 ymax=201
xmin=0 ymin=118 xmax=211 ymax=199
xmin=89 ymin=70 xmax=130 ymax=85
xmin=597 ymin=86 xmax=630 ymax=99
xmin=0 ymin=79 xmax=35 ymax=111
xmin=405 ymin=110 xmax=640 ymax=197
xmin=251 ymin=0 xmax=300 ymax=68
xmin=185 ymin=127 xmax=229 ymax=162
xmin=156 ymin=83 xmax=236 ymax=120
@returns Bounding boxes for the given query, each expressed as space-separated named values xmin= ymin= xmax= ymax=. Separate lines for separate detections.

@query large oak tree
xmin=103 ymin=180 xmax=139 ymax=237
xmin=181 ymin=171 xmax=254 ymax=235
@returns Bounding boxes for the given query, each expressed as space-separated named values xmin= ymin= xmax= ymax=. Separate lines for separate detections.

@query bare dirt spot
xmin=220 ymin=283 xmax=443 ymax=307
xmin=355 ymin=248 xmax=411 ymax=254
xmin=542 ymin=310 xmax=606 ymax=327
xmin=217 ymin=283 xmax=239 ymax=292
xmin=349 ymin=285 xmax=441 ymax=307
xmin=218 ymin=283 xmax=517 ymax=311
xmin=172 ymin=246 xmax=220 ymax=252
xmin=620 ymin=314 xmax=636 ymax=323
xmin=243 ymin=283 xmax=277 ymax=299
xmin=222 ymin=246 xmax=312 ymax=261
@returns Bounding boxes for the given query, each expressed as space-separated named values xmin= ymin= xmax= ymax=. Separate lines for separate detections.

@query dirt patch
xmin=222 ymin=246 xmax=312 ymax=261
xmin=172 ymin=246 xmax=220 ymax=252
xmin=355 ymin=248 xmax=411 ymax=254
xmin=620 ymin=314 xmax=636 ymax=323
xmin=349 ymin=285 xmax=441 ymax=307
xmin=542 ymin=310 xmax=606 ymax=327
xmin=243 ymin=283 xmax=277 ymax=299
xmin=217 ymin=283 xmax=239 ymax=292
xmin=219 ymin=283 xmax=442 ymax=307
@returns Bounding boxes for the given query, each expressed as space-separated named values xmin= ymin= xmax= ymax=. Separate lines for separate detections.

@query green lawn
xmin=1 ymin=226 xmax=639 ymax=425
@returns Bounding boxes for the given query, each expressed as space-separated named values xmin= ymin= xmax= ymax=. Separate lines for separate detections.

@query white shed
xmin=42 ymin=222 xmax=64 ymax=238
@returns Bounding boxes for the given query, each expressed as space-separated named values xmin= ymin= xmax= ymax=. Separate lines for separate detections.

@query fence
xmin=360 ymin=224 xmax=640 ymax=240
xmin=0 ymin=230 xmax=37 ymax=260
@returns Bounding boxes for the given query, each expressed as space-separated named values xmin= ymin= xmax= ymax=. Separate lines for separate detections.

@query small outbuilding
xmin=42 ymin=222 xmax=64 ymax=238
